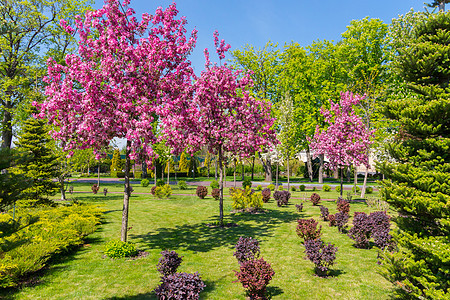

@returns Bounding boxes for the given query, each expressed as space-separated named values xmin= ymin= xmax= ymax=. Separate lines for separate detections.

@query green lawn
xmin=2 ymin=182 xmax=393 ymax=299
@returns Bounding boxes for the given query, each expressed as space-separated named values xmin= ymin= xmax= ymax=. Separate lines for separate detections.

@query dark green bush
xmin=366 ymin=186 xmax=373 ymax=194
xmin=299 ymin=184 xmax=306 ymax=191
xmin=352 ymin=186 xmax=361 ymax=193
xmin=141 ymin=178 xmax=150 ymax=187
xmin=156 ymin=179 xmax=165 ymax=187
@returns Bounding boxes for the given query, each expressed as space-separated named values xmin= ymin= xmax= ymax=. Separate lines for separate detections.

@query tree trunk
xmin=354 ymin=163 xmax=358 ymax=194
xmin=233 ymin=158 xmax=237 ymax=188
xmin=340 ymin=167 xmax=344 ymax=197
xmin=333 ymin=169 xmax=339 ymax=179
xmin=1 ymin=105 xmax=12 ymax=149
xmin=97 ymin=164 xmax=100 ymax=187
xmin=59 ymin=176 xmax=66 ymax=200
xmin=276 ymin=161 xmax=279 ymax=188
xmin=261 ymin=156 xmax=272 ymax=182
xmin=251 ymin=155 xmax=255 ymax=181
xmin=120 ymin=140 xmax=132 ymax=242
xmin=361 ymin=168 xmax=369 ymax=198
xmin=218 ymin=147 xmax=224 ymax=227
xmin=215 ymin=155 xmax=218 ymax=180
xmin=207 ymin=153 xmax=210 ymax=178
xmin=142 ymin=160 xmax=147 ymax=179
xmin=306 ymin=148 xmax=313 ymax=182
xmin=287 ymin=156 xmax=290 ymax=191
xmin=318 ymin=154 xmax=324 ymax=184
xmin=241 ymin=163 xmax=244 ymax=181
xmin=167 ymin=159 xmax=170 ymax=184
xmin=346 ymin=166 xmax=351 ymax=183
xmin=154 ymin=163 xmax=157 ymax=187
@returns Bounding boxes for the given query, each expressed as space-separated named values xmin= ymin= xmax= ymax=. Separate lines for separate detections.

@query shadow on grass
xmin=0 ymin=237 xmax=103 ymax=299
xmin=103 ymin=280 xmax=216 ymax=300
xmin=267 ymin=286 xmax=284 ymax=298
xmin=131 ymin=209 xmax=301 ymax=253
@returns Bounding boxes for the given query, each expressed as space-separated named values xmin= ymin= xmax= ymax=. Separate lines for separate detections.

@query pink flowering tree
xmin=163 ymin=31 xmax=276 ymax=226
xmin=309 ymin=92 xmax=374 ymax=196
xmin=37 ymin=0 xmax=197 ymax=242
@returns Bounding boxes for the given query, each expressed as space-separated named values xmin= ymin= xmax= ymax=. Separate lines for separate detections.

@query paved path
xmin=69 ymin=177 xmax=378 ymax=191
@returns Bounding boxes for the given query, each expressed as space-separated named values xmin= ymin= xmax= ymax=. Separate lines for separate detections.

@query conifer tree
xmin=379 ymin=12 xmax=450 ymax=299
xmin=14 ymin=107 xmax=58 ymax=204
xmin=110 ymin=149 xmax=121 ymax=177
xmin=178 ymin=152 xmax=189 ymax=173
xmin=0 ymin=148 xmax=30 ymax=210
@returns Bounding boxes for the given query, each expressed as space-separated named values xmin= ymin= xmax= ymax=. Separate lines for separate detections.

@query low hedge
xmin=0 ymin=204 xmax=103 ymax=288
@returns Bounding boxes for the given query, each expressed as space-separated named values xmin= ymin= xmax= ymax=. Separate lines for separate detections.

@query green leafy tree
xmin=339 ymin=17 xmax=392 ymax=195
xmin=379 ymin=11 xmax=450 ymax=299
xmin=0 ymin=0 xmax=92 ymax=149
xmin=231 ymin=42 xmax=281 ymax=181
xmin=14 ymin=108 xmax=58 ymax=204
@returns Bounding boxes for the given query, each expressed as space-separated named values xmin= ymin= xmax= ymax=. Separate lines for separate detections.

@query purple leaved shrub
xmin=234 ymin=258 xmax=275 ymax=300
xmin=211 ymin=188 xmax=220 ymax=200
xmin=196 ymin=186 xmax=208 ymax=199
xmin=234 ymin=236 xmax=260 ymax=264
xmin=295 ymin=203 xmax=303 ymax=212
xmin=273 ymin=190 xmax=291 ymax=207
xmin=348 ymin=212 xmax=371 ymax=248
xmin=336 ymin=197 xmax=350 ymax=214
xmin=154 ymin=272 xmax=206 ymax=300
xmin=157 ymin=250 xmax=183 ymax=277
xmin=335 ymin=212 xmax=349 ymax=233
xmin=320 ymin=206 xmax=329 ymax=221
xmin=296 ymin=218 xmax=322 ymax=242
xmin=261 ymin=188 xmax=271 ymax=203
xmin=369 ymin=211 xmax=392 ymax=249
xmin=310 ymin=193 xmax=321 ymax=206
xmin=304 ymin=238 xmax=338 ymax=277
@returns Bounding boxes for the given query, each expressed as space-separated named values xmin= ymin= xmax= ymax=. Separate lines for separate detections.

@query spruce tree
xmin=0 ymin=148 xmax=30 ymax=210
xmin=379 ymin=12 xmax=450 ymax=299
xmin=14 ymin=107 xmax=59 ymax=204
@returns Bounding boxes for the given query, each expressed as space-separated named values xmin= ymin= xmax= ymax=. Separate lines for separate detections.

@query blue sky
xmin=93 ymin=0 xmax=428 ymax=72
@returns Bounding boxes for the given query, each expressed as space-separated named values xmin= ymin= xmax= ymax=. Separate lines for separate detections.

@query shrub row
xmin=0 ymin=204 xmax=103 ymax=288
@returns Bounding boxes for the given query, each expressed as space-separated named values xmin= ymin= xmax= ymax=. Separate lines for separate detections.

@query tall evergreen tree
xmin=379 ymin=12 xmax=450 ymax=299
xmin=0 ymin=148 xmax=30 ymax=210
xmin=14 ymin=107 xmax=58 ymax=204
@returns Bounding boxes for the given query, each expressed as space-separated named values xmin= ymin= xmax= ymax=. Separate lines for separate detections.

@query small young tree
xmin=38 ymin=0 xmax=197 ymax=241
xmin=310 ymin=92 xmax=374 ymax=196
xmin=163 ymin=31 xmax=276 ymax=226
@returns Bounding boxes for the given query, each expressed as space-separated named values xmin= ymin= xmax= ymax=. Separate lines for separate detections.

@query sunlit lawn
xmin=2 ymin=181 xmax=392 ymax=299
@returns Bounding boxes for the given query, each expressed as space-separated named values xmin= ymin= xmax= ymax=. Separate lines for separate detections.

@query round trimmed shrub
xmin=299 ymin=184 xmax=306 ymax=191
xmin=267 ymin=184 xmax=275 ymax=191
xmin=196 ymin=186 xmax=208 ymax=199
xmin=141 ymin=178 xmax=150 ymax=187
xmin=210 ymin=180 xmax=219 ymax=189
xmin=322 ymin=184 xmax=331 ymax=192
xmin=211 ymin=188 xmax=220 ymax=200
xmin=104 ymin=240 xmax=138 ymax=258
xmin=310 ymin=193 xmax=321 ymax=205
xmin=178 ymin=180 xmax=188 ymax=190
xmin=335 ymin=186 xmax=341 ymax=193
xmin=366 ymin=186 xmax=373 ymax=194
xmin=352 ymin=186 xmax=361 ymax=193
xmin=291 ymin=186 xmax=296 ymax=192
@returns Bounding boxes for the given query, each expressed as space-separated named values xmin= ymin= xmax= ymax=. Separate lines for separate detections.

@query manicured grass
xmin=2 ymin=183 xmax=393 ymax=299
